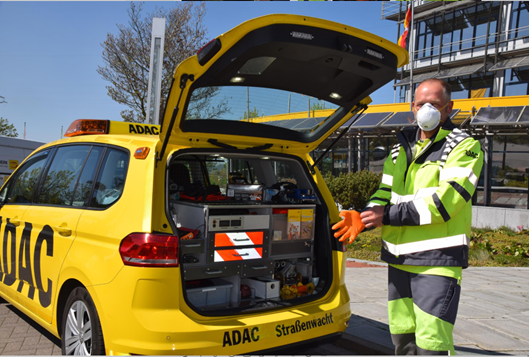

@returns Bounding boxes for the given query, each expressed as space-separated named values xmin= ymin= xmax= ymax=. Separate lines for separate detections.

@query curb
xmin=335 ymin=331 xmax=394 ymax=355
xmin=346 ymin=258 xmax=388 ymax=267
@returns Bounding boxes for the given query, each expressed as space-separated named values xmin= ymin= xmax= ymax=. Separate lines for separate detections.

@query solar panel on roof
xmin=381 ymin=111 xmax=416 ymax=128
xmin=278 ymin=118 xmax=307 ymax=129
xmin=267 ymin=120 xmax=290 ymax=127
xmin=340 ymin=117 xmax=357 ymax=128
xmin=449 ymin=109 xmax=460 ymax=118
xmin=517 ymin=107 xmax=529 ymax=124
xmin=351 ymin=112 xmax=393 ymax=129
xmin=290 ymin=117 xmax=322 ymax=130
xmin=470 ymin=106 xmax=525 ymax=126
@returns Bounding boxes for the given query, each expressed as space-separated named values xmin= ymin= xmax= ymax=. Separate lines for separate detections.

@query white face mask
xmin=415 ymin=103 xmax=442 ymax=131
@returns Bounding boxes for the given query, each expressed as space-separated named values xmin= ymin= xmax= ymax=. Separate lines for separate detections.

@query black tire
xmin=61 ymin=287 xmax=105 ymax=355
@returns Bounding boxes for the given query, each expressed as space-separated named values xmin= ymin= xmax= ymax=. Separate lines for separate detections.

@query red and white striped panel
xmin=214 ymin=231 xmax=263 ymax=247
xmin=214 ymin=248 xmax=263 ymax=262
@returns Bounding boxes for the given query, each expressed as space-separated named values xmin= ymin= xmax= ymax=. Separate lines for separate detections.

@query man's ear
xmin=447 ymin=100 xmax=454 ymax=114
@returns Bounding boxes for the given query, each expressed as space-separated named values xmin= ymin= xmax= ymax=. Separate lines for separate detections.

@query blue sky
xmin=0 ymin=1 xmax=401 ymax=143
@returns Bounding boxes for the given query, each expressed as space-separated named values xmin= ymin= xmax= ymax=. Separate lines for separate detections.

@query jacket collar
xmin=399 ymin=118 xmax=455 ymax=146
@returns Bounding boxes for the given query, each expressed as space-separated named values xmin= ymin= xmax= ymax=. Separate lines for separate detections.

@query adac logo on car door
xmin=1 ymin=204 xmax=80 ymax=323
xmin=0 ymin=217 xmax=54 ymax=309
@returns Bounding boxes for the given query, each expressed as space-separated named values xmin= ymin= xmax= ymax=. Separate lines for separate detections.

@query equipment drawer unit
xmin=208 ymin=214 xmax=270 ymax=232
xmin=271 ymin=240 xmax=312 ymax=258
xmin=209 ymin=230 xmax=268 ymax=248
xmin=180 ymin=239 xmax=205 ymax=254
xmin=241 ymin=260 xmax=275 ymax=279
xmin=183 ymin=263 xmax=241 ymax=281
xmin=186 ymin=279 xmax=233 ymax=309
xmin=208 ymin=231 xmax=270 ymax=263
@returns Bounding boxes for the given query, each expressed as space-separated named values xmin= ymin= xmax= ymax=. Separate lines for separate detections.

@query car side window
xmin=1 ymin=150 xmax=50 ymax=204
xmin=90 ymin=148 xmax=129 ymax=208
xmin=71 ymin=146 xmax=104 ymax=207
xmin=38 ymin=145 xmax=92 ymax=206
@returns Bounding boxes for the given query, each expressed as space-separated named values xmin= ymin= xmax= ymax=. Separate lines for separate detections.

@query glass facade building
xmin=314 ymin=0 xmax=529 ymax=210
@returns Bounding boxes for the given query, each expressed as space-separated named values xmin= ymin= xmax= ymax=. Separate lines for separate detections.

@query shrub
xmin=324 ymin=170 xmax=382 ymax=210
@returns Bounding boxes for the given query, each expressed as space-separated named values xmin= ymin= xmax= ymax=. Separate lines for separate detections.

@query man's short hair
xmin=416 ymin=78 xmax=452 ymax=102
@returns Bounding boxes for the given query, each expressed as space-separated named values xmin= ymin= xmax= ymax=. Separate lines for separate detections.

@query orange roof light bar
xmin=64 ymin=119 xmax=109 ymax=137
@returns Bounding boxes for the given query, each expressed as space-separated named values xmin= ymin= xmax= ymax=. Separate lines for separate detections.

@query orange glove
xmin=332 ymin=210 xmax=365 ymax=244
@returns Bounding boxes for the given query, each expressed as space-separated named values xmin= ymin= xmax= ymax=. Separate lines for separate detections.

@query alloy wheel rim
xmin=64 ymin=300 xmax=93 ymax=355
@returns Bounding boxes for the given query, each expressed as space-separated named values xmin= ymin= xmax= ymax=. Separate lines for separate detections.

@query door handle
xmin=55 ymin=225 xmax=72 ymax=237
xmin=10 ymin=218 xmax=21 ymax=226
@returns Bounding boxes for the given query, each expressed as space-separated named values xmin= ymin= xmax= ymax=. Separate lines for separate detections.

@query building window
xmin=505 ymin=66 xmax=529 ymax=97
xmin=434 ymin=3 xmax=499 ymax=56
xmin=469 ymin=72 xmax=494 ymax=98
xmin=509 ymin=1 xmax=529 ymax=40
xmin=398 ymin=85 xmax=409 ymax=103
xmin=449 ymin=76 xmax=470 ymax=100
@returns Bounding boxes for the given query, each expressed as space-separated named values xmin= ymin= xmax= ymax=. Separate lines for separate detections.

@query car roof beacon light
xmin=64 ymin=119 xmax=109 ymax=137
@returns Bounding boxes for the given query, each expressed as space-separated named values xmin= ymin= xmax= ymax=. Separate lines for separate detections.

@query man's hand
xmin=332 ymin=210 xmax=365 ymax=244
xmin=360 ymin=206 xmax=385 ymax=229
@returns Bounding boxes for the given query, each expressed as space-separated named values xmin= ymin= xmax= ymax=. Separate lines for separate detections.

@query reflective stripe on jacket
xmin=367 ymin=119 xmax=484 ymax=267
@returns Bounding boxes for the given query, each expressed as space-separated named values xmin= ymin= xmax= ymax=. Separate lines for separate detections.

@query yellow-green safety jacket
xmin=367 ymin=119 xmax=484 ymax=267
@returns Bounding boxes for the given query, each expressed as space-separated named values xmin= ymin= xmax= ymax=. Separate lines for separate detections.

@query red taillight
xmin=119 ymin=233 xmax=179 ymax=267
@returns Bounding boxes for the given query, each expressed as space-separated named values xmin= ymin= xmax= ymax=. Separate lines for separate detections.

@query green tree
xmin=240 ymin=107 xmax=262 ymax=120
xmin=98 ymin=2 xmax=208 ymax=123
xmin=310 ymin=102 xmax=326 ymax=111
xmin=0 ymin=117 xmax=18 ymax=137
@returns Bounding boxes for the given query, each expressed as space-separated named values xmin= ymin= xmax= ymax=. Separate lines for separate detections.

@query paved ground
xmin=2 ymin=261 xmax=529 ymax=355
xmin=0 ymin=297 xmax=61 ymax=355
xmin=342 ymin=260 xmax=529 ymax=356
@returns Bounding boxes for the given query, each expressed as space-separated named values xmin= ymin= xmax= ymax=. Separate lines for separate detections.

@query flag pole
xmin=409 ymin=0 xmax=415 ymax=111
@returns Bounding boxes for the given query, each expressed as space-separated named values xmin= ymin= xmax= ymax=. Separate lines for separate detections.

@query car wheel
xmin=61 ymin=287 xmax=105 ymax=355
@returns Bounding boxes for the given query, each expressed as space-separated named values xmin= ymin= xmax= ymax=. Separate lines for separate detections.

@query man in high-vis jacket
xmin=333 ymin=79 xmax=483 ymax=355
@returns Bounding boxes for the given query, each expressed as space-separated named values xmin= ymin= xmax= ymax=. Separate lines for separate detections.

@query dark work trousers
xmin=387 ymin=265 xmax=461 ymax=355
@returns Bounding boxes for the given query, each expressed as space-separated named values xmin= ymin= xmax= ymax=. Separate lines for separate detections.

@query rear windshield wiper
xmin=208 ymin=139 xmax=273 ymax=151
xmin=208 ymin=138 xmax=237 ymax=149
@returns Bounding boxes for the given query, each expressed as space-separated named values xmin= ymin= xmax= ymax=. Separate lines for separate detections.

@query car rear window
xmin=184 ymin=86 xmax=339 ymax=132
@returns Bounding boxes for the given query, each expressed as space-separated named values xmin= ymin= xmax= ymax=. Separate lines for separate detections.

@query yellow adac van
xmin=0 ymin=15 xmax=406 ymax=355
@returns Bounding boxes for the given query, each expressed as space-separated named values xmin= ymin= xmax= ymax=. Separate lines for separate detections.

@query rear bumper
xmin=90 ymin=266 xmax=351 ymax=355
xmin=250 ymin=332 xmax=343 ymax=355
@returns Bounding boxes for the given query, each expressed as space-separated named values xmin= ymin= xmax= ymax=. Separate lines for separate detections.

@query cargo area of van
xmin=167 ymin=152 xmax=332 ymax=313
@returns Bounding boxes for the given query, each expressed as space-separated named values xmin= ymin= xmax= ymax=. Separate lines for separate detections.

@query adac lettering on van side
xmin=0 ymin=217 xmax=54 ymax=308
xmin=222 ymin=327 xmax=259 ymax=347
xmin=128 ymin=124 xmax=159 ymax=135
xmin=276 ymin=313 xmax=334 ymax=337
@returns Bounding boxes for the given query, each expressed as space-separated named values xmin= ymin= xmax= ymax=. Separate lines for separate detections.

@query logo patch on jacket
xmin=465 ymin=150 xmax=478 ymax=159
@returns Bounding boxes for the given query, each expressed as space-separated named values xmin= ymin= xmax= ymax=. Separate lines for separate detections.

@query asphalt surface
xmin=1 ymin=260 xmax=529 ymax=355
xmin=340 ymin=259 xmax=529 ymax=356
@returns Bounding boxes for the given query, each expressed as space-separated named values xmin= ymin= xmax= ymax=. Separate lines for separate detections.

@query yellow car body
xmin=0 ymin=14 xmax=406 ymax=355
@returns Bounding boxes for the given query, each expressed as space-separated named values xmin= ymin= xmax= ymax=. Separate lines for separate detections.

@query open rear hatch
xmin=160 ymin=14 xmax=407 ymax=315
xmin=158 ymin=14 xmax=407 ymax=154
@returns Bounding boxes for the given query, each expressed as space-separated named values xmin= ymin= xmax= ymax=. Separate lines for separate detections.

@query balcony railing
xmin=403 ymin=24 xmax=529 ymax=71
